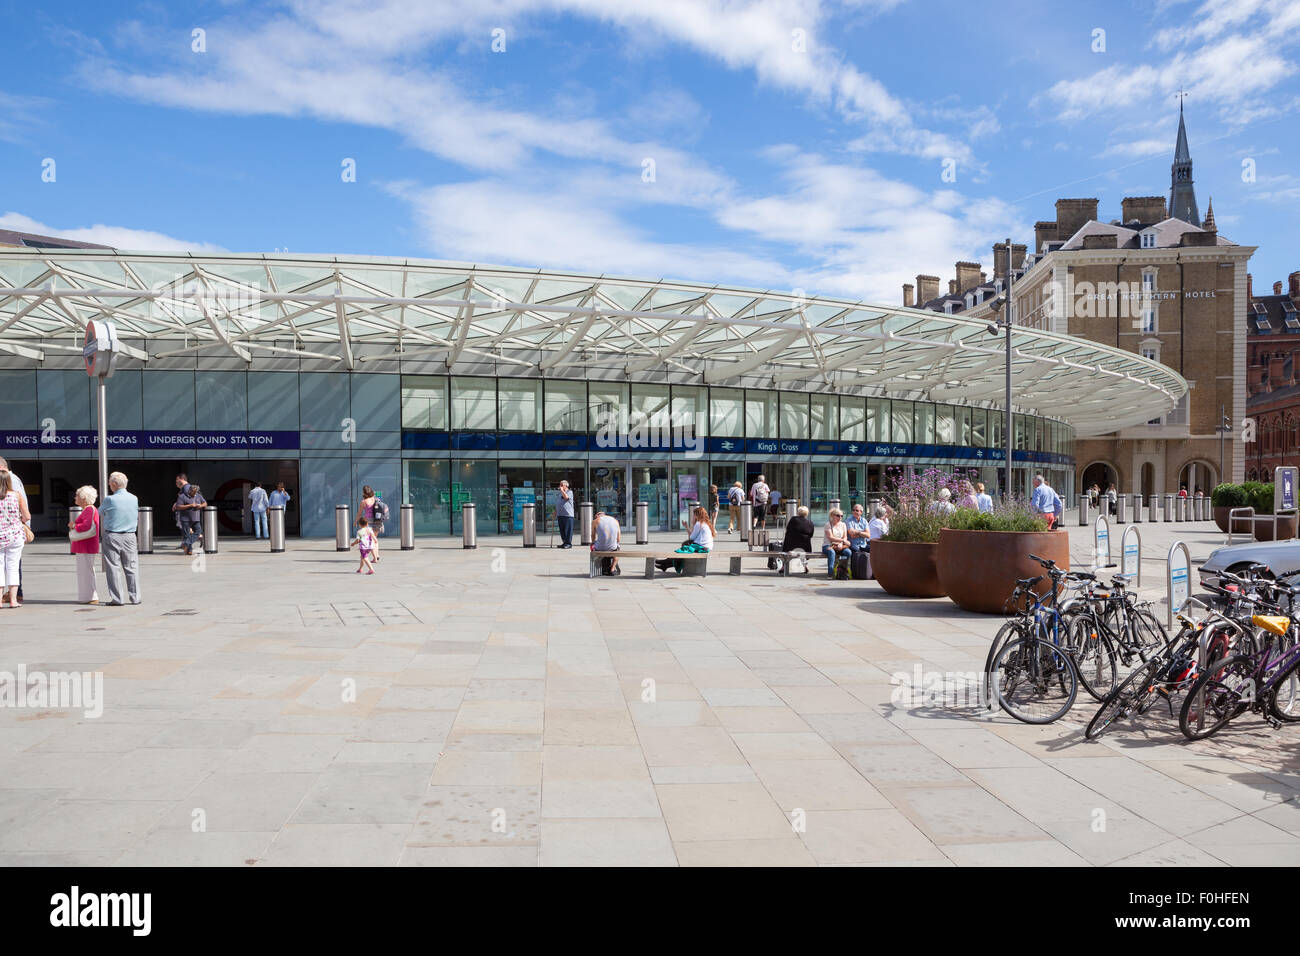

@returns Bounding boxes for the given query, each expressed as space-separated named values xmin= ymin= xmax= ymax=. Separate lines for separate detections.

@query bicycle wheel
xmin=1085 ymin=657 xmax=1162 ymax=740
xmin=984 ymin=620 xmax=1027 ymax=698
xmin=1179 ymin=655 xmax=1254 ymax=740
xmin=1267 ymin=649 xmax=1300 ymax=723
xmin=1129 ymin=607 xmax=1168 ymax=659
xmin=990 ymin=636 xmax=1078 ymax=724
xmin=1064 ymin=614 xmax=1119 ymax=701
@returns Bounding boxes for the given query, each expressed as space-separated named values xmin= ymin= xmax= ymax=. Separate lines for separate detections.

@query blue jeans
xmin=182 ymin=523 xmax=201 ymax=553
xmin=823 ymin=545 xmax=847 ymax=576
xmin=252 ymin=511 xmax=268 ymax=538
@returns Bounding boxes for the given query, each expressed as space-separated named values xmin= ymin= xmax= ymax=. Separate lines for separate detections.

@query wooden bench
xmin=589 ymin=549 xmax=709 ymax=579
xmin=727 ymin=551 xmax=797 ymax=576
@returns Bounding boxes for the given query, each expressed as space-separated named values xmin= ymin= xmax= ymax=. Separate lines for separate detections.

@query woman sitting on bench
xmin=822 ymin=508 xmax=851 ymax=578
xmin=656 ymin=506 xmax=714 ymax=574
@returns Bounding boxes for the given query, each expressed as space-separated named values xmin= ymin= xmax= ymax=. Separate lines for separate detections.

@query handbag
xmin=23 ymin=525 xmax=35 ymax=543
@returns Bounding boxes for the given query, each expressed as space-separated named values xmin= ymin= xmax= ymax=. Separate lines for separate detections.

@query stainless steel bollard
xmin=335 ymin=504 xmax=350 ymax=550
xmin=137 ymin=506 xmax=154 ymax=554
xmin=462 ymin=502 xmax=477 ymax=549
xmin=202 ymin=505 xmax=218 ymax=554
xmin=1199 ymin=497 xmax=1209 ymax=521
xmin=1115 ymin=495 xmax=1127 ymax=524
xmin=1078 ymin=496 xmax=1090 ymax=525
xmin=1149 ymin=496 xmax=1159 ymax=523
xmin=785 ymin=498 xmax=800 ymax=526
xmin=399 ymin=503 xmax=414 ymax=550
xmin=740 ymin=501 xmax=753 ymax=536
xmin=1163 ymin=494 xmax=1174 ymax=522
xmin=685 ymin=499 xmax=699 ymax=530
xmin=580 ymin=502 xmax=594 ymax=546
xmin=1131 ymin=495 xmax=1142 ymax=523
xmin=269 ymin=506 xmax=286 ymax=553
xmin=635 ymin=500 xmax=649 ymax=545
xmin=522 ymin=502 xmax=537 ymax=548
xmin=829 ymin=498 xmax=840 ymax=514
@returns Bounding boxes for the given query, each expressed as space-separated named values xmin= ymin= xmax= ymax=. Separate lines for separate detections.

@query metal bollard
xmin=1199 ymin=497 xmax=1208 ymax=521
xmin=1079 ymin=496 xmax=1089 ymax=525
xmin=137 ymin=506 xmax=154 ymax=554
xmin=399 ymin=503 xmax=414 ymax=550
xmin=1149 ymin=496 xmax=1159 ymax=523
xmin=580 ymin=502 xmax=594 ymax=546
xmin=740 ymin=501 xmax=753 ymax=537
xmin=786 ymin=498 xmax=800 ymax=526
xmin=1115 ymin=494 xmax=1127 ymax=524
xmin=685 ymin=499 xmax=699 ymax=530
xmin=1131 ymin=495 xmax=1142 ymax=523
xmin=269 ymin=506 xmax=286 ymax=553
xmin=1163 ymin=494 xmax=1174 ymax=523
xmin=522 ymin=502 xmax=537 ymax=547
xmin=462 ymin=502 xmax=477 ymax=549
xmin=202 ymin=505 xmax=219 ymax=554
xmin=635 ymin=500 xmax=649 ymax=545
xmin=335 ymin=504 xmax=350 ymax=551
xmin=829 ymin=498 xmax=840 ymax=514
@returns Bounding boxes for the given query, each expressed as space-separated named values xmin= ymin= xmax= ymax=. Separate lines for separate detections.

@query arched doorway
xmin=1178 ymin=460 xmax=1217 ymax=496
xmin=1141 ymin=462 xmax=1154 ymax=499
xmin=1080 ymin=461 xmax=1118 ymax=496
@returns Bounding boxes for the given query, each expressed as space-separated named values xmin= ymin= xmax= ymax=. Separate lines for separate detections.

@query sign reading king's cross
xmin=83 ymin=319 xmax=119 ymax=379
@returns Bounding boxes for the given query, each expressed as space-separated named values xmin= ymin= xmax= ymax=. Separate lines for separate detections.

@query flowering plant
xmin=879 ymin=467 xmax=963 ymax=543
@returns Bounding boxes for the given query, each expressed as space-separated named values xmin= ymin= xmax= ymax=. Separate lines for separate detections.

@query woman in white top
xmin=0 ymin=472 xmax=32 ymax=608
xmin=658 ymin=506 xmax=714 ymax=574
xmin=822 ymin=508 xmax=850 ymax=578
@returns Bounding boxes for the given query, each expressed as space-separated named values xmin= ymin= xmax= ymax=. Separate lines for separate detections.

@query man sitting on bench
xmin=591 ymin=509 xmax=621 ymax=575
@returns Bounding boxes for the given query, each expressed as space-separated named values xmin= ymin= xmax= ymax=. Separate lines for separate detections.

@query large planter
xmin=1213 ymin=506 xmax=1253 ymax=534
xmin=871 ymin=540 xmax=945 ymax=598
xmin=1253 ymin=515 xmax=1297 ymax=542
xmin=936 ymin=528 xmax=1071 ymax=615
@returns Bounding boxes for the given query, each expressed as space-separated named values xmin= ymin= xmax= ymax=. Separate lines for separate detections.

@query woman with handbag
xmin=68 ymin=485 xmax=101 ymax=604
xmin=0 ymin=471 xmax=32 ymax=608
xmin=655 ymin=506 xmax=715 ymax=574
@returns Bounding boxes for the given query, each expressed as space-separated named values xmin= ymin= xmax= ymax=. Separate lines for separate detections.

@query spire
xmin=1202 ymin=196 xmax=1216 ymax=232
xmin=1169 ymin=98 xmax=1200 ymax=225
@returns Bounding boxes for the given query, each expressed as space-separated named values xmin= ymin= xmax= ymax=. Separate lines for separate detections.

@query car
xmin=1198 ymin=538 xmax=1300 ymax=588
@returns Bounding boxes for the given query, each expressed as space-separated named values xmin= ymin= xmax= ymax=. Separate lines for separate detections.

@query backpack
xmin=835 ymin=555 xmax=852 ymax=580
xmin=728 ymin=487 xmax=744 ymax=505
xmin=373 ymin=498 xmax=390 ymax=522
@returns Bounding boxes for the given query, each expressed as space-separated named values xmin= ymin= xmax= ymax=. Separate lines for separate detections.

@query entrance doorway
xmin=589 ymin=462 xmax=629 ymax=527
xmin=746 ymin=462 xmax=804 ymax=525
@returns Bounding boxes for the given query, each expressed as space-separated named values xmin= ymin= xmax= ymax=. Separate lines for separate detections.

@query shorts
xmin=360 ymin=547 xmax=374 ymax=559
xmin=754 ymin=503 xmax=767 ymax=522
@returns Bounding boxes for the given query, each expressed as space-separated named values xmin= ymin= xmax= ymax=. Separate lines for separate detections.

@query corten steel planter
xmin=1252 ymin=515 xmax=1298 ymax=542
xmin=871 ymin=540 xmax=945 ymax=598
xmin=1213 ymin=506 xmax=1253 ymax=534
xmin=936 ymin=528 xmax=1071 ymax=615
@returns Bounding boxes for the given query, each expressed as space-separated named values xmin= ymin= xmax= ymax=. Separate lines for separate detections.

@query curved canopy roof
xmin=0 ymin=250 xmax=1185 ymax=436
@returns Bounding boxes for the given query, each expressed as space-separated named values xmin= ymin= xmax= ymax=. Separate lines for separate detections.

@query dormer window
xmin=964 ymin=293 xmax=974 ymax=309
xmin=943 ymin=301 xmax=955 ymax=314
xmin=1141 ymin=231 xmax=1157 ymax=249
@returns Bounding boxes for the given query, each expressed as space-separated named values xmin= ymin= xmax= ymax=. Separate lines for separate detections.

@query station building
xmin=0 ymin=241 xmax=1182 ymax=538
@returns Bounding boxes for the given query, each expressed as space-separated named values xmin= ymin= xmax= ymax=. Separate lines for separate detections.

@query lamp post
xmin=1217 ymin=404 xmax=1230 ymax=487
xmin=986 ymin=237 xmax=1015 ymax=503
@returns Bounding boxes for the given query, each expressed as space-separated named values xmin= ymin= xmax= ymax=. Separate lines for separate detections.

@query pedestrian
xmin=749 ymin=474 xmax=770 ymax=529
xmin=1032 ymin=474 xmax=1065 ymax=530
xmin=352 ymin=516 xmax=378 ymax=574
xmin=727 ymin=481 xmax=745 ymax=534
xmin=975 ymin=481 xmax=994 ymax=513
xmin=556 ymin=479 xmax=574 ymax=549
xmin=357 ymin=485 xmax=387 ymax=562
xmin=591 ymin=508 xmax=621 ymax=575
xmin=100 ymin=471 xmax=141 ymax=606
xmin=67 ymin=485 xmax=100 ymax=604
xmin=707 ymin=484 xmax=720 ymax=528
xmin=783 ymin=505 xmax=815 ymax=574
xmin=956 ymin=480 xmax=978 ymax=510
xmin=845 ymin=503 xmax=871 ymax=551
xmin=868 ymin=505 xmax=890 ymax=542
xmin=172 ymin=473 xmax=190 ymax=550
xmin=0 ymin=457 xmax=29 ymax=602
xmin=1107 ymin=483 xmax=1118 ymax=515
xmin=0 ymin=469 xmax=32 ymax=608
xmin=822 ymin=507 xmax=851 ymax=578
xmin=928 ymin=487 xmax=956 ymax=516
xmin=176 ymin=482 xmax=205 ymax=555
xmin=247 ymin=480 xmax=269 ymax=539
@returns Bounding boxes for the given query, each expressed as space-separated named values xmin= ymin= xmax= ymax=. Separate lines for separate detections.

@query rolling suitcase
xmin=851 ymin=549 xmax=871 ymax=580
xmin=766 ymin=539 xmax=785 ymax=571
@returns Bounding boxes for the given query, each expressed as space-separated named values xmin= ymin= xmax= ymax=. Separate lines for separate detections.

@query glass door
xmin=404 ymin=459 xmax=450 ymax=535
xmin=840 ymin=464 xmax=864 ymax=513
xmin=672 ymin=464 xmax=705 ymax=531
xmin=809 ymin=464 xmax=836 ymax=525
xmin=630 ymin=462 xmax=671 ymax=531
xmin=589 ymin=462 xmax=629 ymax=527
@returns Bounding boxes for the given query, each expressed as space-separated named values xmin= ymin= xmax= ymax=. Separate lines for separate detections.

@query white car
xmin=1198 ymin=539 xmax=1300 ymax=588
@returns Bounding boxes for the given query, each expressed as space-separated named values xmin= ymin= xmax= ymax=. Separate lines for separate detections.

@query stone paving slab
xmin=0 ymin=518 xmax=1295 ymax=866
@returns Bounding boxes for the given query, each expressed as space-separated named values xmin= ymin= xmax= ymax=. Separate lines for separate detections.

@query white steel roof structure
xmin=0 ymin=250 xmax=1185 ymax=436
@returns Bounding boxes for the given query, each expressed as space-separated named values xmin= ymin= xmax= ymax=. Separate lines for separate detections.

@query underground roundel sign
xmin=83 ymin=319 xmax=119 ymax=379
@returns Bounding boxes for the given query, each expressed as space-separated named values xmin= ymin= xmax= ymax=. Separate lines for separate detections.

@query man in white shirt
xmin=868 ymin=506 xmax=890 ymax=541
xmin=0 ymin=458 xmax=28 ymax=600
xmin=749 ymin=475 xmax=771 ymax=529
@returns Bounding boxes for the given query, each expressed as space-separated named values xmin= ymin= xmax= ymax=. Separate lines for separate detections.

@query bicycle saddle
xmin=1251 ymin=614 xmax=1291 ymax=636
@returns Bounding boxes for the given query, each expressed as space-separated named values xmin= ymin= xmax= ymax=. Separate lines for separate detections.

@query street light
xmin=1217 ymin=404 xmax=1231 ymax=487
xmin=986 ymin=242 xmax=1014 ymax=501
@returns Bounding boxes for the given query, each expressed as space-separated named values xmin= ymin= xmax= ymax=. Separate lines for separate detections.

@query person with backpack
xmin=749 ymin=474 xmax=771 ymax=529
xmin=726 ymin=481 xmax=745 ymax=535
xmin=357 ymin=485 xmax=389 ymax=561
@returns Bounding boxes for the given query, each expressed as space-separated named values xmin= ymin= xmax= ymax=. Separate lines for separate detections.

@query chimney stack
xmin=1120 ymin=196 xmax=1167 ymax=224
xmin=1276 ymin=282 xmax=1285 ymax=296
xmin=1290 ymin=271 xmax=1300 ymax=300
xmin=916 ymin=275 xmax=940 ymax=305
xmin=993 ymin=241 xmax=1029 ymax=280
xmin=955 ymin=261 xmax=983 ymax=295
xmin=1248 ymin=273 xmax=1253 ymax=300
xmin=902 ymin=283 xmax=915 ymax=308
xmin=948 ymin=279 xmax=958 ymax=296
xmin=1054 ymin=198 xmax=1100 ymax=239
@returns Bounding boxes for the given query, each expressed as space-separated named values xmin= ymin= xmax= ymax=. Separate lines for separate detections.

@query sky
xmin=2 ymin=0 xmax=1298 ymax=305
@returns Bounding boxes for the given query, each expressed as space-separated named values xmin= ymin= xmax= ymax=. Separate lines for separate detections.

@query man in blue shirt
xmin=247 ymin=481 xmax=270 ymax=538
xmin=99 ymin=471 xmax=141 ymax=605
xmin=845 ymin=503 xmax=871 ymax=551
xmin=1031 ymin=475 xmax=1064 ymax=530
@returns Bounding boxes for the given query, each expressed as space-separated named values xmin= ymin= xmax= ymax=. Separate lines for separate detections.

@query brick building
xmin=909 ymin=108 xmax=1253 ymax=498
xmin=1245 ymin=271 xmax=1300 ymax=480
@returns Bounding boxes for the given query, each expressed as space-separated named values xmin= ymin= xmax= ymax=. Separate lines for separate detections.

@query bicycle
xmin=1062 ymin=573 xmax=1167 ymax=701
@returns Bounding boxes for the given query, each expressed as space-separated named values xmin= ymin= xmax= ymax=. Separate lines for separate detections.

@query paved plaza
xmin=1 ymin=515 xmax=1298 ymax=867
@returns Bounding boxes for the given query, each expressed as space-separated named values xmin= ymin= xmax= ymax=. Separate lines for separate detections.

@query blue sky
xmin=2 ymin=0 xmax=1298 ymax=303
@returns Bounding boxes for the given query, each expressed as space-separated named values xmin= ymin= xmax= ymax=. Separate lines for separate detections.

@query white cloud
xmin=0 ymin=212 xmax=223 ymax=252
xmin=1097 ymin=138 xmax=1171 ymax=159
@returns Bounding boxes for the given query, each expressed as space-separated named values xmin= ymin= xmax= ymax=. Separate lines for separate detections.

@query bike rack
xmin=1166 ymin=540 xmax=1191 ymax=628
xmin=1226 ymin=507 xmax=1254 ymax=546
xmin=1121 ymin=524 xmax=1142 ymax=588
xmin=1093 ymin=513 xmax=1111 ymax=568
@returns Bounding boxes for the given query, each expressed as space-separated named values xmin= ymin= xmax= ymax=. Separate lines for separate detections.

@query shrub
xmin=1250 ymin=483 xmax=1275 ymax=516
xmin=946 ymin=507 xmax=1049 ymax=533
xmin=880 ymin=510 xmax=946 ymax=544
xmin=1210 ymin=483 xmax=1247 ymax=508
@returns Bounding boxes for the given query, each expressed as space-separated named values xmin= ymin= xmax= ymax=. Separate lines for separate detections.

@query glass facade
xmin=2 ymin=368 xmax=1074 ymax=537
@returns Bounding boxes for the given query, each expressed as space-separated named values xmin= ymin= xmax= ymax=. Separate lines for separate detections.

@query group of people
xmin=792 ymin=501 xmax=892 ymax=577
xmin=718 ymin=475 xmax=796 ymax=533
xmin=1086 ymin=482 xmax=1118 ymax=516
